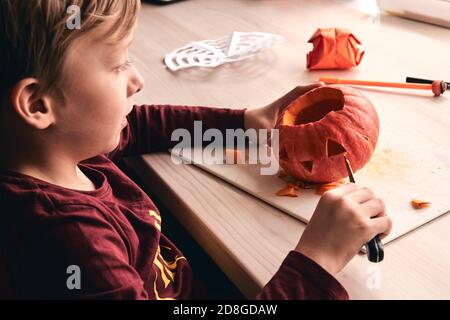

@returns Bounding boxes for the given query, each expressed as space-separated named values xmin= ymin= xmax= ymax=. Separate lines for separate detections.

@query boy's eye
xmin=115 ymin=60 xmax=134 ymax=72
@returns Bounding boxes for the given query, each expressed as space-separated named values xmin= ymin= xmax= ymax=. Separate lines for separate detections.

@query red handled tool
xmin=320 ymin=76 xmax=447 ymax=96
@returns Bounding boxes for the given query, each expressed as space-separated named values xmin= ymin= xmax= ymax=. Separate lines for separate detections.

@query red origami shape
xmin=306 ymin=28 xmax=365 ymax=70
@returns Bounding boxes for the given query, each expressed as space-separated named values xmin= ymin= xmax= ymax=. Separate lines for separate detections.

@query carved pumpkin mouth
xmin=282 ymin=87 xmax=345 ymax=126
xmin=299 ymin=139 xmax=347 ymax=174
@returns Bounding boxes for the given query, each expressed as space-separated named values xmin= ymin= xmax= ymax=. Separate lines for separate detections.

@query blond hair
xmin=0 ymin=0 xmax=141 ymax=100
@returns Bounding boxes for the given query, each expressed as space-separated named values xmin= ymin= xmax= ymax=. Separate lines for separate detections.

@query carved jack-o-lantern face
xmin=275 ymin=85 xmax=379 ymax=183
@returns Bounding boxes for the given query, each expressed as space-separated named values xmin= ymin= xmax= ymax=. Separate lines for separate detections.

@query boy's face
xmin=53 ymin=21 xmax=144 ymax=160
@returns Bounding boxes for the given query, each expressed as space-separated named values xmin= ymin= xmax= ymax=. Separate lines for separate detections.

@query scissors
xmin=344 ymin=156 xmax=384 ymax=263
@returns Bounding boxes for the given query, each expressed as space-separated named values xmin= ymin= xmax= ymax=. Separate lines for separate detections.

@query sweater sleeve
xmin=255 ymin=251 xmax=349 ymax=300
xmin=107 ymin=104 xmax=247 ymax=162
xmin=18 ymin=205 xmax=149 ymax=300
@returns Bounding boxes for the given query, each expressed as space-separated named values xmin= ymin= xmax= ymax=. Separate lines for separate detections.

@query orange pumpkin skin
xmin=275 ymin=85 xmax=379 ymax=183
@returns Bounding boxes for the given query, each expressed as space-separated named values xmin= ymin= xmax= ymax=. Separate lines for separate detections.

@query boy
xmin=0 ymin=0 xmax=391 ymax=299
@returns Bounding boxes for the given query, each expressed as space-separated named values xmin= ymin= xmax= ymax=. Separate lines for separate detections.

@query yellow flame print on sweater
xmin=149 ymin=210 xmax=186 ymax=300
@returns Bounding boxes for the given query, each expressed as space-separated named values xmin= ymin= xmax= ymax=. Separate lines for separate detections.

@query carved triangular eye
xmin=326 ymin=139 xmax=346 ymax=157
xmin=301 ymin=161 xmax=313 ymax=173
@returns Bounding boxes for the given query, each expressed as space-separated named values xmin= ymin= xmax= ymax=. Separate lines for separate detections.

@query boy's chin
xmin=102 ymin=132 xmax=123 ymax=155
xmin=96 ymin=124 xmax=126 ymax=157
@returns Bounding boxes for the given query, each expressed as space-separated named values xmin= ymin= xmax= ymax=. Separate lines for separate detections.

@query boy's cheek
xmin=58 ymin=69 xmax=128 ymax=128
xmin=70 ymin=117 xmax=123 ymax=157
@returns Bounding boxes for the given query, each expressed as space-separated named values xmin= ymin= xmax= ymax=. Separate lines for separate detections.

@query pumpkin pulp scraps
xmin=411 ymin=199 xmax=431 ymax=209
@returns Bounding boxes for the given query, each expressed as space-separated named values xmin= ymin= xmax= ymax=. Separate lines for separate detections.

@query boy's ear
xmin=10 ymin=78 xmax=56 ymax=130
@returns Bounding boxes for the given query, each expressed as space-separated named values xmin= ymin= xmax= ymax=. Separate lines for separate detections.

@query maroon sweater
xmin=0 ymin=105 xmax=348 ymax=300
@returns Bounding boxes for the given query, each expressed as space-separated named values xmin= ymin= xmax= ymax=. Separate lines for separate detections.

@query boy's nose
xmin=128 ymin=68 xmax=145 ymax=97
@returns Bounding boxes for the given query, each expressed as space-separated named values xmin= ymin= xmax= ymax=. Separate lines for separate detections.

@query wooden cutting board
xmin=173 ymin=88 xmax=450 ymax=246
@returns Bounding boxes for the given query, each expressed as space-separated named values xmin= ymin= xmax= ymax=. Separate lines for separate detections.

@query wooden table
xmin=127 ymin=0 xmax=450 ymax=299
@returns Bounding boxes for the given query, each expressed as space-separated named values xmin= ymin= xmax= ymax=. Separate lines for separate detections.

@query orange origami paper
xmin=307 ymin=28 xmax=365 ymax=70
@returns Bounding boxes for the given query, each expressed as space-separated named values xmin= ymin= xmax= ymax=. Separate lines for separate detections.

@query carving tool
xmin=344 ymin=156 xmax=384 ymax=263
xmin=406 ymin=76 xmax=449 ymax=95
xmin=320 ymin=76 xmax=447 ymax=96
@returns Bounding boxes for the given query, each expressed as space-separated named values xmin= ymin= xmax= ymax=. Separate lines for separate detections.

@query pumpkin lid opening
xmin=282 ymin=87 xmax=344 ymax=126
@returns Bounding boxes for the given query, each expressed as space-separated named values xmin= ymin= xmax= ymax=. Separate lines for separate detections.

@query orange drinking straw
xmin=319 ymin=76 xmax=447 ymax=96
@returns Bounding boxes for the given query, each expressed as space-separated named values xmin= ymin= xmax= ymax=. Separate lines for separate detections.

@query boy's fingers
xmin=360 ymin=197 xmax=386 ymax=218
xmin=327 ymin=182 xmax=358 ymax=197
xmin=293 ymin=82 xmax=325 ymax=96
xmin=347 ymin=187 xmax=375 ymax=204
xmin=374 ymin=207 xmax=387 ymax=218
xmin=275 ymin=82 xmax=324 ymax=110
xmin=378 ymin=232 xmax=389 ymax=241
xmin=370 ymin=216 xmax=393 ymax=239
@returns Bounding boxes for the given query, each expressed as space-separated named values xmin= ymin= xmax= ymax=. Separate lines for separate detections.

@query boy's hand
xmin=244 ymin=82 xmax=325 ymax=134
xmin=295 ymin=183 xmax=392 ymax=275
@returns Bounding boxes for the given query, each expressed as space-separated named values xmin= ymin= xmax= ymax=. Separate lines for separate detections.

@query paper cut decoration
xmin=306 ymin=28 xmax=365 ymax=70
xmin=164 ymin=31 xmax=284 ymax=71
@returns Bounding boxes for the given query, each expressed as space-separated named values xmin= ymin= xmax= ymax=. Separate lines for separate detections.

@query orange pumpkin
xmin=275 ymin=85 xmax=379 ymax=183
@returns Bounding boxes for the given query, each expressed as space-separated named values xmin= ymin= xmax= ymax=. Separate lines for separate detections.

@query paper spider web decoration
xmin=164 ymin=31 xmax=285 ymax=71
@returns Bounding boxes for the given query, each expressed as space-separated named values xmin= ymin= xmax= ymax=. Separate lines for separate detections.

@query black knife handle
xmin=406 ymin=76 xmax=433 ymax=84
xmin=365 ymin=235 xmax=384 ymax=263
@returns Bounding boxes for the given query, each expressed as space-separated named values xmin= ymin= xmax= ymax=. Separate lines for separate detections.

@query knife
xmin=344 ymin=156 xmax=384 ymax=263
